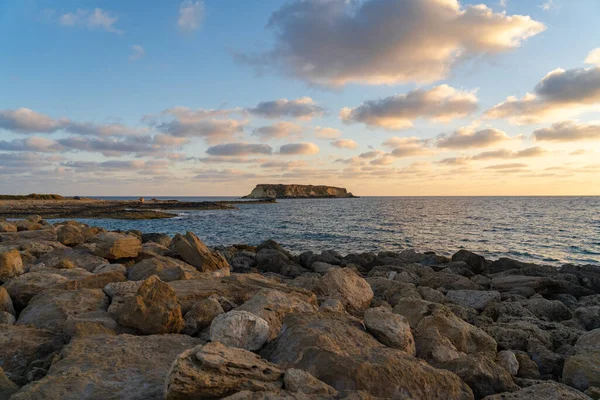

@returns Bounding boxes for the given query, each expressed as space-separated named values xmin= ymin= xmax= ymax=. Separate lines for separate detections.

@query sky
xmin=1 ymin=0 xmax=600 ymax=196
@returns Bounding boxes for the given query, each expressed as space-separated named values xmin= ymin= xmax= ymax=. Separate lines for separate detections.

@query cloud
xmin=436 ymin=127 xmax=515 ymax=148
xmin=129 ymin=45 xmax=145 ymax=62
xmin=63 ymin=160 xmax=169 ymax=172
xmin=331 ymin=139 xmax=357 ymax=149
xmin=252 ymin=122 xmax=302 ymax=141
xmin=370 ymin=155 xmax=395 ymax=166
xmin=260 ymin=160 xmax=308 ymax=169
xmin=59 ymin=8 xmax=123 ymax=34
xmin=178 ymin=1 xmax=204 ymax=32
xmin=484 ymin=162 xmax=528 ymax=170
xmin=248 ymin=97 xmax=324 ymax=120
xmin=0 ymin=137 xmax=63 ymax=153
xmin=237 ymin=0 xmax=544 ymax=86
xmin=585 ymin=48 xmax=600 ymax=67
xmin=55 ymin=135 xmax=178 ymax=158
xmin=485 ymin=66 xmax=600 ymax=124
xmin=206 ymin=143 xmax=273 ymax=156
xmin=279 ymin=142 xmax=320 ymax=155
xmin=532 ymin=121 xmax=600 ymax=142
xmin=359 ymin=150 xmax=385 ymax=159
xmin=194 ymin=168 xmax=258 ymax=182
xmin=383 ymin=137 xmax=425 ymax=148
xmin=314 ymin=126 xmax=342 ymax=139
xmin=391 ymin=147 xmax=433 ymax=157
xmin=472 ymin=146 xmax=549 ymax=160
xmin=437 ymin=156 xmax=470 ymax=166
xmin=540 ymin=0 xmax=554 ymax=11
xmin=0 ymin=108 xmax=65 ymax=134
xmin=340 ymin=85 xmax=477 ymax=129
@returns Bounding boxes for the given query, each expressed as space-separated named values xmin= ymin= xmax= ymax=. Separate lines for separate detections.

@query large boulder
xmin=363 ymin=306 xmax=416 ymax=354
xmin=11 ymin=333 xmax=201 ymax=400
xmin=0 ymin=324 xmax=64 ymax=386
xmin=16 ymin=288 xmax=108 ymax=333
xmin=170 ymin=232 xmax=230 ymax=275
xmin=521 ymin=295 xmax=573 ymax=321
xmin=0 ymin=249 xmax=24 ymax=283
xmin=482 ymin=381 xmax=592 ymax=400
xmin=452 ymin=250 xmax=487 ymax=274
xmin=0 ymin=221 xmax=17 ymax=233
xmin=313 ymin=268 xmax=373 ymax=314
xmin=0 ymin=287 xmax=15 ymax=315
xmin=263 ymin=312 xmax=474 ymax=399
xmin=210 ymin=310 xmax=270 ymax=351
xmin=93 ymin=232 xmax=142 ymax=260
xmin=127 ymin=256 xmax=201 ymax=282
xmin=35 ymin=248 xmax=108 ymax=272
xmin=491 ymin=275 xmax=594 ymax=298
xmin=446 ymin=290 xmax=501 ymax=311
xmin=164 ymin=342 xmax=285 ymax=399
xmin=0 ymin=367 xmax=19 ymax=399
xmin=115 ymin=275 xmax=185 ymax=334
xmin=56 ymin=225 xmax=84 ymax=246
xmin=236 ymin=289 xmax=318 ymax=341
xmin=183 ymin=297 xmax=224 ymax=336
xmin=563 ymin=328 xmax=600 ymax=391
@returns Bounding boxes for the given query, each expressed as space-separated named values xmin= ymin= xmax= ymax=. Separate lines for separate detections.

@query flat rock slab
xmin=11 ymin=333 xmax=201 ymax=400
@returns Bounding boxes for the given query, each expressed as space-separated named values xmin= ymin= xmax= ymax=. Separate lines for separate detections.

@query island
xmin=243 ymin=184 xmax=356 ymax=199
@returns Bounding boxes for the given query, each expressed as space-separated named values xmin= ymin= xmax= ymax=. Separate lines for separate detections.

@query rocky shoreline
xmin=0 ymin=216 xmax=599 ymax=399
xmin=0 ymin=197 xmax=276 ymax=220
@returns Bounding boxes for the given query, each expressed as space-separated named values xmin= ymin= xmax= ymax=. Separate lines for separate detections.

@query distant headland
xmin=243 ymin=184 xmax=356 ymax=199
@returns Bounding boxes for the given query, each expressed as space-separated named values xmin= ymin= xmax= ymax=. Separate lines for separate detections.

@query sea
xmin=53 ymin=196 xmax=600 ymax=267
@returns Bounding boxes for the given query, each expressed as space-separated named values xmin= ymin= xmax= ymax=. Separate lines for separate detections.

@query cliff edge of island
xmin=243 ymin=184 xmax=356 ymax=199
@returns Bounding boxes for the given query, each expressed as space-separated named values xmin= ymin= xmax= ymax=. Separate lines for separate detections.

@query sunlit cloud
xmin=331 ymin=139 xmax=357 ymax=149
xmin=279 ymin=142 xmax=320 ymax=155
xmin=314 ymin=126 xmax=342 ymax=139
xmin=533 ymin=120 xmax=600 ymax=142
xmin=436 ymin=127 xmax=516 ymax=149
xmin=59 ymin=8 xmax=123 ymax=34
xmin=206 ymin=143 xmax=273 ymax=156
xmin=178 ymin=1 xmax=204 ymax=32
xmin=248 ymin=97 xmax=324 ymax=120
xmin=252 ymin=122 xmax=302 ymax=141
xmin=472 ymin=146 xmax=549 ymax=160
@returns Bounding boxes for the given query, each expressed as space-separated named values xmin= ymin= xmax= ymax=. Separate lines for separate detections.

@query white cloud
xmin=370 ymin=155 xmax=395 ymax=166
xmin=178 ymin=1 xmax=204 ymax=32
xmin=436 ymin=127 xmax=516 ymax=148
xmin=585 ymin=48 xmax=600 ymax=67
xmin=331 ymin=139 xmax=357 ymax=149
xmin=59 ymin=8 xmax=123 ymax=34
xmin=279 ymin=142 xmax=320 ymax=155
xmin=248 ymin=97 xmax=324 ymax=120
xmin=471 ymin=146 xmax=549 ymax=160
xmin=532 ymin=121 xmax=600 ymax=142
xmin=540 ymin=0 xmax=554 ymax=12
xmin=0 ymin=108 xmax=64 ymax=134
xmin=341 ymin=85 xmax=478 ymax=129
xmin=237 ymin=0 xmax=545 ymax=86
xmin=129 ymin=45 xmax=145 ymax=62
xmin=315 ymin=126 xmax=342 ymax=139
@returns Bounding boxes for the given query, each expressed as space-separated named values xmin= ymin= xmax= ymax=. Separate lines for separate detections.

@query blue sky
xmin=1 ymin=0 xmax=600 ymax=195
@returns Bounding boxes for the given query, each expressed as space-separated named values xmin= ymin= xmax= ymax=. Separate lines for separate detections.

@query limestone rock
xmin=515 ymin=352 xmax=541 ymax=379
xmin=103 ymin=280 xmax=143 ymax=317
xmin=446 ymin=290 xmax=501 ymax=311
xmin=0 ymin=311 xmax=16 ymax=324
xmin=283 ymin=368 xmax=338 ymax=397
xmin=36 ymin=248 xmax=108 ymax=272
xmin=93 ymin=232 xmax=142 ymax=260
xmin=54 ymin=270 xmax=126 ymax=290
xmin=170 ymin=232 xmax=230 ymax=274
xmin=0 ymin=249 xmax=24 ymax=282
xmin=451 ymin=250 xmax=487 ymax=274
xmin=0 ymin=286 xmax=15 ymax=315
xmin=116 ymin=275 xmax=185 ymax=334
xmin=496 ymin=350 xmax=519 ymax=376
xmin=0 ymin=324 xmax=64 ymax=386
xmin=482 ymin=381 xmax=592 ymax=400
xmin=319 ymin=298 xmax=345 ymax=313
xmin=363 ymin=306 xmax=416 ymax=354
xmin=141 ymin=233 xmax=172 ymax=247
xmin=313 ymin=268 xmax=373 ymax=314
xmin=93 ymin=263 xmax=127 ymax=275
xmin=0 ymin=221 xmax=17 ymax=233
xmin=57 ymin=225 xmax=84 ymax=246
xmin=11 ymin=334 xmax=200 ymax=400
xmin=263 ymin=312 xmax=474 ymax=399
xmin=563 ymin=328 xmax=600 ymax=391
xmin=183 ymin=296 xmax=224 ymax=336
xmin=0 ymin=367 xmax=19 ymax=399
xmin=237 ymin=289 xmax=318 ymax=341
xmin=210 ymin=310 xmax=270 ymax=351
xmin=164 ymin=342 xmax=285 ymax=400
xmin=128 ymin=256 xmax=201 ymax=282
xmin=521 ymin=295 xmax=573 ymax=321
xmin=16 ymin=288 xmax=108 ymax=333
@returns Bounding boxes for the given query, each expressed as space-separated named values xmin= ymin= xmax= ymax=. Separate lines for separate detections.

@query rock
xmin=319 ymin=298 xmax=345 ymax=313
xmin=283 ymin=368 xmax=339 ymax=397
xmin=363 ymin=306 xmax=416 ymax=354
xmin=93 ymin=232 xmax=142 ymax=260
xmin=254 ymin=249 xmax=295 ymax=274
xmin=54 ymin=259 xmax=77 ymax=269
xmin=15 ymin=220 xmax=43 ymax=232
xmin=210 ymin=310 xmax=270 ymax=351
xmin=141 ymin=233 xmax=172 ymax=247
xmin=393 ymin=297 xmax=447 ymax=328
xmin=236 ymin=289 xmax=317 ymax=341
xmin=0 ymin=287 xmax=15 ymax=315
xmin=0 ymin=311 xmax=16 ymax=324
xmin=57 ymin=225 xmax=84 ymax=246
xmin=482 ymin=381 xmax=592 ymax=400
xmin=419 ymin=286 xmax=447 ymax=303
xmin=491 ymin=275 xmax=594 ymax=298
xmin=36 ymin=248 xmax=108 ymax=272
xmin=452 ymin=250 xmax=487 ymax=274
xmin=586 ymin=387 xmax=600 ymax=400
xmin=446 ymin=290 xmax=501 ymax=311
xmin=420 ymin=271 xmax=483 ymax=291
xmin=12 ymin=333 xmax=200 ymax=400
xmin=103 ymin=280 xmax=143 ymax=317
xmin=0 ymin=221 xmax=17 ymax=233
xmin=183 ymin=297 xmax=225 ymax=335
xmin=367 ymin=277 xmax=421 ymax=306
xmin=437 ymin=354 xmax=518 ymax=399
xmin=515 ymin=352 xmax=541 ymax=379
xmin=170 ymin=232 xmax=230 ymax=274
xmin=0 ymin=367 xmax=19 ymax=399
xmin=521 ymin=295 xmax=573 ymax=321
xmin=563 ymin=328 xmax=600 ymax=391
xmin=53 ymin=270 xmax=126 ymax=291
xmin=116 ymin=275 xmax=185 ymax=334
xmin=0 ymin=249 xmax=24 ymax=282
xmin=263 ymin=312 xmax=474 ymax=399
xmin=496 ymin=350 xmax=519 ymax=376
xmin=92 ymin=263 xmax=127 ymax=275
xmin=16 ymin=288 xmax=108 ymax=333
xmin=313 ymin=268 xmax=373 ymax=314
xmin=128 ymin=256 xmax=201 ymax=282
xmin=0 ymin=324 xmax=64 ymax=386
xmin=62 ymin=312 xmax=119 ymax=339
xmin=312 ymin=261 xmax=339 ymax=274
xmin=164 ymin=341 xmax=285 ymax=400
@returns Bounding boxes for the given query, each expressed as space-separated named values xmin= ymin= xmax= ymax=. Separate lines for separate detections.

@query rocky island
xmin=243 ymin=184 xmax=356 ymax=199
xmin=0 ymin=216 xmax=599 ymax=399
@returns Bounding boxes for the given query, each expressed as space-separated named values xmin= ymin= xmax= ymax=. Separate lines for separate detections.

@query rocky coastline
xmin=243 ymin=184 xmax=356 ymax=199
xmin=0 ymin=216 xmax=599 ymax=399
xmin=0 ymin=197 xmax=276 ymax=220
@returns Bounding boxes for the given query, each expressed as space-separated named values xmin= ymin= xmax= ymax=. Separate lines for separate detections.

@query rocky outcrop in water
xmin=1 ymin=218 xmax=599 ymax=399
xmin=243 ymin=184 xmax=356 ymax=199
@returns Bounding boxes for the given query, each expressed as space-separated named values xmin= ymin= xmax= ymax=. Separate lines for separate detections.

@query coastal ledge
xmin=243 ymin=184 xmax=357 ymax=199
